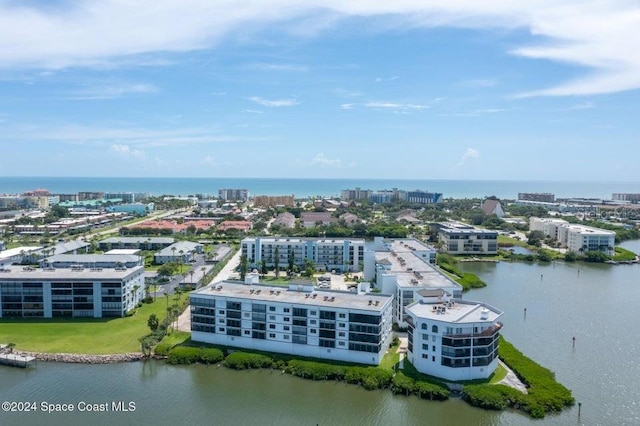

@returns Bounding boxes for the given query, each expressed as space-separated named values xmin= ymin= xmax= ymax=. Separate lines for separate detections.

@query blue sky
xmin=0 ymin=1 xmax=638 ymax=181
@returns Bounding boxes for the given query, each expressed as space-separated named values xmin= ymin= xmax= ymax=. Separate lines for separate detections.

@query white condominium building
xmin=405 ymin=289 xmax=503 ymax=381
xmin=365 ymin=237 xmax=461 ymax=327
xmin=529 ymin=218 xmax=615 ymax=255
xmin=435 ymin=222 xmax=498 ymax=255
xmin=241 ymin=237 xmax=365 ymax=272
xmin=190 ymin=280 xmax=393 ymax=365
xmin=0 ymin=265 xmax=145 ymax=318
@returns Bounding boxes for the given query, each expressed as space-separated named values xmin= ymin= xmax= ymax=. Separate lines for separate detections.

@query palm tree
xmin=178 ymin=250 xmax=185 ymax=273
xmin=189 ymin=270 xmax=195 ymax=285
xmin=200 ymin=266 xmax=206 ymax=286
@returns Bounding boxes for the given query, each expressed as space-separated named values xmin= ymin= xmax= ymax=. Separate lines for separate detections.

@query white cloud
xmin=364 ymin=101 xmax=428 ymax=110
xmin=0 ymin=1 xmax=638 ymax=96
xmin=71 ymin=83 xmax=158 ymax=100
xmin=340 ymin=103 xmax=354 ymax=110
xmin=458 ymin=148 xmax=480 ymax=166
xmin=248 ymin=97 xmax=299 ymax=107
xmin=243 ymin=109 xmax=264 ymax=114
xmin=293 ymin=152 xmax=344 ymax=168
xmin=109 ymin=144 xmax=145 ymax=158
xmin=2 ymin=124 xmax=260 ymax=147
xmin=312 ymin=152 xmax=341 ymax=167
xmin=251 ymin=63 xmax=308 ymax=72
xmin=201 ymin=155 xmax=216 ymax=166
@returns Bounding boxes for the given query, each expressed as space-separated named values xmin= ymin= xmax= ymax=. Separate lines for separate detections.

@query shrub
xmin=391 ymin=372 xmax=415 ymax=394
xmin=463 ymin=385 xmax=510 ymax=410
xmin=167 ymin=347 xmax=201 ymax=364
xmin=286 ymin=360 xmax=345 ymax=381
xmin=199 ymin=348 xmax=224 ymax=364
xmin=225 ymin=352 xmax=274 ymax=370
xmin=154 ymin=342 xmax=172 ymax=357
xmin=414 ymin=381 xmax=449 ymax=401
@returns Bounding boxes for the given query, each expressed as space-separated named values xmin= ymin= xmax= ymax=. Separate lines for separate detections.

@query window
xmin=422 ymin=333 xmax=428 ymax=340
xmin=310 ymin=319 xmax=317 ymax=325
xmin=269 ymin=315 xmax=276 ymax=320
xmin=432 ymin=325 xmax=438 ymax=333
xmin=421 ymin=323 xmax=428 ymax=330
xmin=339 ymin=341 xmax=345 ymax=346
xmin=432 ymin=346 xmax=436 ymax=351
xmin=284 ymin=317 xmax=290 ymax=322
xmin=422 ymin=354 xmax=428 ymax=359
xmin=283 ymin=326 xmax=290 ymax=331
xmin=338 ymin=313 xmax=346 ymax=319
xmin=219 ymin=310 xmax=225 ymax=315
xmin=310 ymin=329 xmax=317 ymax=334
xmin=284 ymin=335 xmax=290 ymax=340
xmin=269 ymin=324 xmax=276 ymax=330
xmin=432 ymin=356 xmax=435 ymax=362
xmin=284 ymin=308 xmax=290 ymax=313
xmin=269 ymin=306 xmax=276 ymax=312
xmin=310 ymin=310 xmax=317 ymax=316
xmin=218 ymin=327 xmax=225 ymax=332
xmin=422 ymin=344 xmax=428 ymax=350
xmin=244 ymin=312 xmax=250 ymax=318
xmin=244 ymin=330 xmax=250 ymax=335
xmin=269 ymin=333 xmax=276 ymax=339
xmin=338 ymin=332 xmax=345 ymax=337
xmin=339 ymin=323 xmax=346 ymax=328
xmin=432 ymin=335 xmax=436 ymax=342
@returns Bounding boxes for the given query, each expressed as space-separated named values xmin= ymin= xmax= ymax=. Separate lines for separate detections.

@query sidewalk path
xmin=175 ymin=249 xmax=242 ymax=332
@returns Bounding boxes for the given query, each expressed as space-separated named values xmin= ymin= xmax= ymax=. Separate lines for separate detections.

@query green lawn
xmin=0 ymin=293 xmax=189 ymax=354
xmin=612 ymin=246 xmax=637 ymax=261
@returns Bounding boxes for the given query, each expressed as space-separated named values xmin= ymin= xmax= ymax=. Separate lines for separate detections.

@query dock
xmin=0 ymin=344 xmax=36 ymax=368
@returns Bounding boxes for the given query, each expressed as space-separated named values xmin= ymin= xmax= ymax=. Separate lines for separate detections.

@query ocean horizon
xmin=1 ymin=176 xmax=639 ymax=200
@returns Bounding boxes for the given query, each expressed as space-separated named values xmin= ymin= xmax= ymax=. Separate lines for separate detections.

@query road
xmin=174 ymin=249 xmax=242 ymax=332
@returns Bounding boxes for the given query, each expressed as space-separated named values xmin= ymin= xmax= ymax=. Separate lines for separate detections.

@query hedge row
xmin=391 ymin=372 xmax=449 ymax=400
xmin=167 ymin=347 xmax=224 ymax=365
xmin=225 ymin=352 xmax=276 ymax=370
xmin=462 ymin=337 xmax=574 ymax=418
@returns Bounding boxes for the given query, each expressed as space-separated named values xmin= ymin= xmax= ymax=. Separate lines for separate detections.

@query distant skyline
xmin=1 ymin=1 xmax=638 ymax=181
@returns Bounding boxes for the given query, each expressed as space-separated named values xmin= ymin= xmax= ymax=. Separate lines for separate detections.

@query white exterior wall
xmin=406 ymin=315 xmax=500 ymax=381
xmin=191 ymin=291 xmax=393 ymax=366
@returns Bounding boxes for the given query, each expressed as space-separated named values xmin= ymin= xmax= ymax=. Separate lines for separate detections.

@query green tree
xmin=239 ymin=255 xmax=249 ymax=280
xmin=274 ymin=246 xmax=280 ymax=278
xmin=287 ymin=248 xmax=295 ymax=275
xmin=147 ymin=314 xmax=159 ymax=332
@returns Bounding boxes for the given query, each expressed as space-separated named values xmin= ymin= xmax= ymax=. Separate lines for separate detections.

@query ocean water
xmin=0 ymin=176 xmax=638 ymax=199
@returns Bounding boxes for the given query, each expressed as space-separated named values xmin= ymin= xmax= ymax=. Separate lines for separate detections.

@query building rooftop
xmin=105 ymin=249 xmax=141 ymax=255
xmin=0 ymin=265 xmax=144 ymax=280
xmin=157 ymin=241 xmax=203 ymax=256
xmin=42 ymin=254 xmax=142 ymax=264
xmin=192 ymin=280 xmax=392 ymax=312
xmin=376 ymin=240 xmax=459 ymax=291
xmin=101 ymin=236 xmax=175 ymax=244
xmin=406 ymin=299 xmax=502 ymax=323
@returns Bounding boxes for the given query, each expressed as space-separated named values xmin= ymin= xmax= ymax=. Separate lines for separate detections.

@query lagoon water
xmin=2 ymin=247 xmax=640 ymax=425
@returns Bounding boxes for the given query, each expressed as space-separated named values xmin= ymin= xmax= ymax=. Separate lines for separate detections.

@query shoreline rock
xmin=18 ymin=351 xmax=145 ymax=364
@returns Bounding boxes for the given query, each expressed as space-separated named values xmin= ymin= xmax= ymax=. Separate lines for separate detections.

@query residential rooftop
xmin=406 ymin=299 xmax=502 ymax=323
xmin=192 ymin=280 xmax=392 ymax=312
xmin=0 ymin=265 xmax=144 ymax=280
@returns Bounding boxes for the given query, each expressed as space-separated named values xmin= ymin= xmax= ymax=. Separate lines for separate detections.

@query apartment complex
xmin=405 ymin=289 xmax=503 ymax=381
xmin=99 ymin=237 xmax=175 ymax=251
xmin=190 ymin=280 xmax=393 ymax=365
xmin=253 ymin=195 xmax=295 ymax=208
xmin=365 ymin=238 xmax=460 ymax=327
xmin=434 ymin=222 xmax=498 ymax=255
xmin=218 ymin=189 xmax=249 ymax=202
xmin=612 ymin=193 xmax=640 ymax=203
xmin=518 ymin=192 xmax=555 ymax=203
xmin=340 ymin=188 xmax=443 ymax=205
xmin=0 ymin=265 xmax=145 ymax=318
xmin=529 ymin=217 xmax=616 ymax=255
xmin=241 ymin=237 xmax=364 ymax=272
